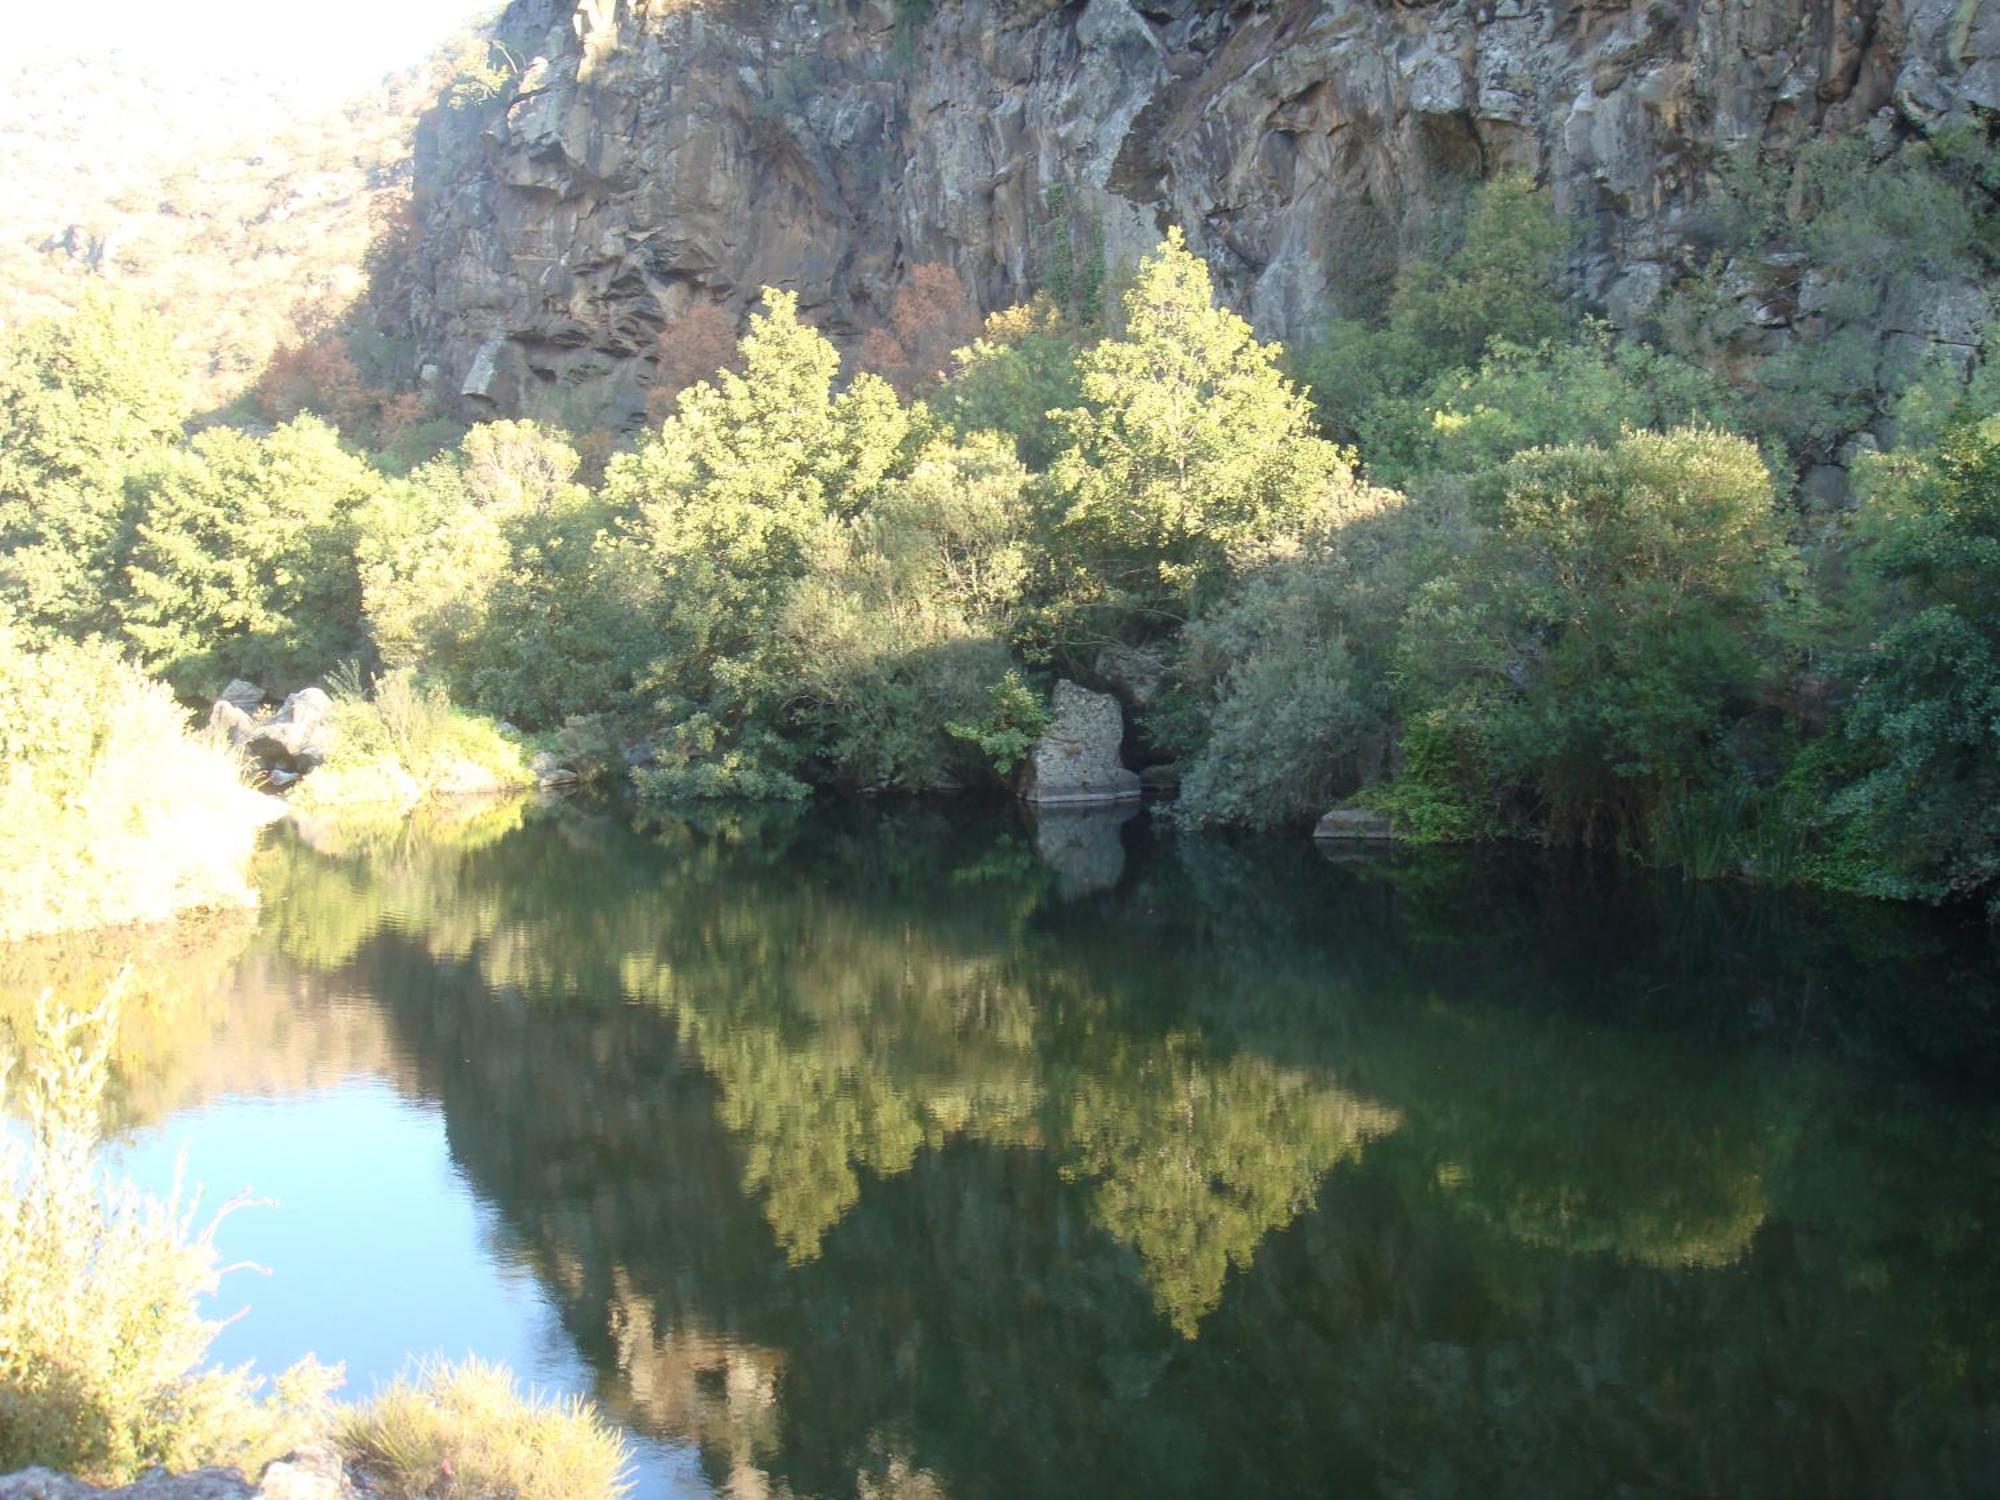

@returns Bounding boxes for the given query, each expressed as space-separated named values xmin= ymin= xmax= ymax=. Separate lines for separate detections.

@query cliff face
xmin=405 ymin=0 xmax=2000 ymax=429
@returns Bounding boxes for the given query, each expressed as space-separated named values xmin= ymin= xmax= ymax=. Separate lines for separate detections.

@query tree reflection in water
xmin=14 ymin=797 xmax=1995 ymax=1498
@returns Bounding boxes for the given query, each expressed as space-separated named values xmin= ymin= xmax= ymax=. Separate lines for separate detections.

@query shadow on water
xmin=14 ymin=795 xmax=1999 ymax=1498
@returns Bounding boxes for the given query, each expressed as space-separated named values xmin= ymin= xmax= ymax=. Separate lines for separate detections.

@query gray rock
xmin=218 ymin=679 xmax=264 ymax=714
xmin=1312 ymin=807 xmax=1396 ymax=843
xmin=0 ymin=1450 xmax=361 ymax=1499
xmin=207 ymin=698 xmax=259 ymax=747
xmin=245 ymin=688 xmax=335 ymax=773
xmin=529 ymin=751 xmax=579 ymax=788
xmin=1022 ymin=681 xmax=1140 ymax=807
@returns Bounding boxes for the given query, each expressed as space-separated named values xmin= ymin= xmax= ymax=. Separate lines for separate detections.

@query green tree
xmin=1821 ymin=412 xmax=2000 ymax=907
xmin=1393 ymin=428 xmax=1801 ymax=845
xmin=604 ymin=290 xmax=915 ymax=797
xmin=1298 ymin=172 xmax=1569 ymax=447
xmin=0 ymin=292 xmax=187 ymax=642
xmin=118 ymin=417 xmax=378 ymax=696
xmin=1047 ymin=228 xmax=1367 ymax=635
xmin=936 ymin=295 xmax=1083 ymax=469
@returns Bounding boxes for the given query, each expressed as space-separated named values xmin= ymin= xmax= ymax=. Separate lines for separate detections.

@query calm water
xmin=17 ymin=797 xmax=2000 ymax=1497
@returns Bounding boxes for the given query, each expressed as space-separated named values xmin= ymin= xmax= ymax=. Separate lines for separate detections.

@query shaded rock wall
xmin=404 ymin=0 xmax=2000 ymax=430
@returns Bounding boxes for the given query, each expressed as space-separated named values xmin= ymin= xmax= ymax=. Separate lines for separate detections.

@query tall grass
xmin=292 ymin=665 xmax=531 ymax=812
xmin=0 ymin=629 xmax=281 ymax=941
xmin=341 ymin=1358 xmax=632 ymax=1499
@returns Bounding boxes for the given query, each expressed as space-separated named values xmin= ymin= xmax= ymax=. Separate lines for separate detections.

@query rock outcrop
xmin=0 ymin=1447 xmax=357 ymax=1500
xmin=1022 ymin=679 xmax=1141 ymax=805
xmin=210 ymin=687 xmax=336 ymax=782
xmin=405 ymin=0 xmax=1997 ymax=437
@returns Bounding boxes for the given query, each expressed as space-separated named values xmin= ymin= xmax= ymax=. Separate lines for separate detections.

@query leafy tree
xmin=936 ymin=294 xmax=1083 ymax=469
xmin=1046 ymin=228 xmax=1369 ymax=635
xmin=118 ymin=416 xmax=378 ymax=696
xmin=605 ymin=290 xmax=916 ymax=797
xmin=1819 ymin=412 xmax=2000 ymax=907
xmin=0 ymin=292 xmax=187 ymax=642
xmin=1392 ymin=428 xmax=1802 ymax=845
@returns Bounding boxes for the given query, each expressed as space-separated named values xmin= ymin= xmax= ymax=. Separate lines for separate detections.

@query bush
xmin=119 ymin=416 xmax=379 ymax=698
xmin=1046 ymin=227 xmax=1373 ymax=635
xmin=1819 ymin=411 xmax=2000 ymax=907
xmin=0 ymin=628 xmax=278 ymax=942
xmin=0 ymin=981 xmax=335 ymax=1483
xmin=340 ymin=1358 xmax=630 ymax=1499
xmin=1391 ymin=428 xmax=1802 ymax=846
xmin=290 ymin=667 xmax=532 ymax=814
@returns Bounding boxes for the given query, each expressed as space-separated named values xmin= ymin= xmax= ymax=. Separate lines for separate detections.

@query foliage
xmin=1175 ymin=492 xmax=1428 ymax=830
xmin=937 ymin=294 xmax=1084 ymax=469
xmin=0 ymin=628 xmax=275 ymax=942
xmin=119 ymin=417 xmax=379 ymax=698
xmin=0 ymin=981 xmax=336 ymax=1483
xmin=359 ymin=421 xmax=646 ymax=727
xmin=0 ymin=291 xmax=187 ymax=643
xmin=1391 ymin=429 xmax=1802 ymax=847
xmin=946 ymin=669 xmax=1049 ymax=780
xmin=1046 ymin=228 xmax=1374 ymax=634
xmin=781 ymin=435 xmax=1036 ymax=789
xmin=1820 ymin=411 xmax=2000 ymax=907
xmin=292 ymin=667 xmax=533 ymax=813
xmin=340 ymin=1358 xmax=631 ymax=1499
xmin=1298 ymin=173 xmax=1570 ymax=448
xmin=608 ymin=290 xmax=918 ymax=797
xmin=1354 ymin=327 xmax=1739 ymax=490
xmin=857 ymin=263 xmax=982 ymax=399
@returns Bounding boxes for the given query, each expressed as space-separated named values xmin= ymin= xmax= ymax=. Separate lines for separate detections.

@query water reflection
xmin=5 ymin=797 xmax=1997 ymax=1497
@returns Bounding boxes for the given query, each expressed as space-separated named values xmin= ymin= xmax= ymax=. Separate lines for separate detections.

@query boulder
xmin=1312 ymin=807 xmax=1396 ymax=842
xmin=0 ymin=1448 xmax=359 ymax=1499
xmin=207 ymin=698 xmax=258 ymax=747
xmin=218 ymin=679 xmax=265 ymax=714
xmin=529 ymin=750 xmax=579 ymax=788
xmin=1021 ymin=681 xmax=1140 ymax=807
xmin=245 ymin=688 xmax=334 ymax=772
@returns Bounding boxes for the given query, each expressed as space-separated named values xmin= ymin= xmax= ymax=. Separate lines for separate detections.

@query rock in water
xmin=1312 ymin=807 xmax=1395 ymax=842
xmin=1022 ymin=681 xmax=1140 ymax=807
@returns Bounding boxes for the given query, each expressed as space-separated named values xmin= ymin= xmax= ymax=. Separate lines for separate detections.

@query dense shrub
xmin=0 ymin=628 xmax=277 ymax=941
xmin=0 ymin=291 xmax=186 ymax=643
xmin=1390 ymin=428 xmax=1802 ymax=846
xmin=340 ymin=1358 xmax=631 ymax=1499
xmin=1816 ymin=412 xmax=2000 ymax=907
xmin=119 ymin=417 xmax=378 ymax=698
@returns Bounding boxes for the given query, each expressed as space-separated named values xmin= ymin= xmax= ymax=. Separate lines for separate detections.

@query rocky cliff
xmin=404 ymin=0 xmax=2000 ymax=430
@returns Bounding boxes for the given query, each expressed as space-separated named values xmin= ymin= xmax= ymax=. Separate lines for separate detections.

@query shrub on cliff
xmin=0 ymin=627 xmax=278 ymax=942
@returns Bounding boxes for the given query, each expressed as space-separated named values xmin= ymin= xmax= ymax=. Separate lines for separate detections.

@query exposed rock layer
xmin=406 ymin=0 xmax=2000 ymax=429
